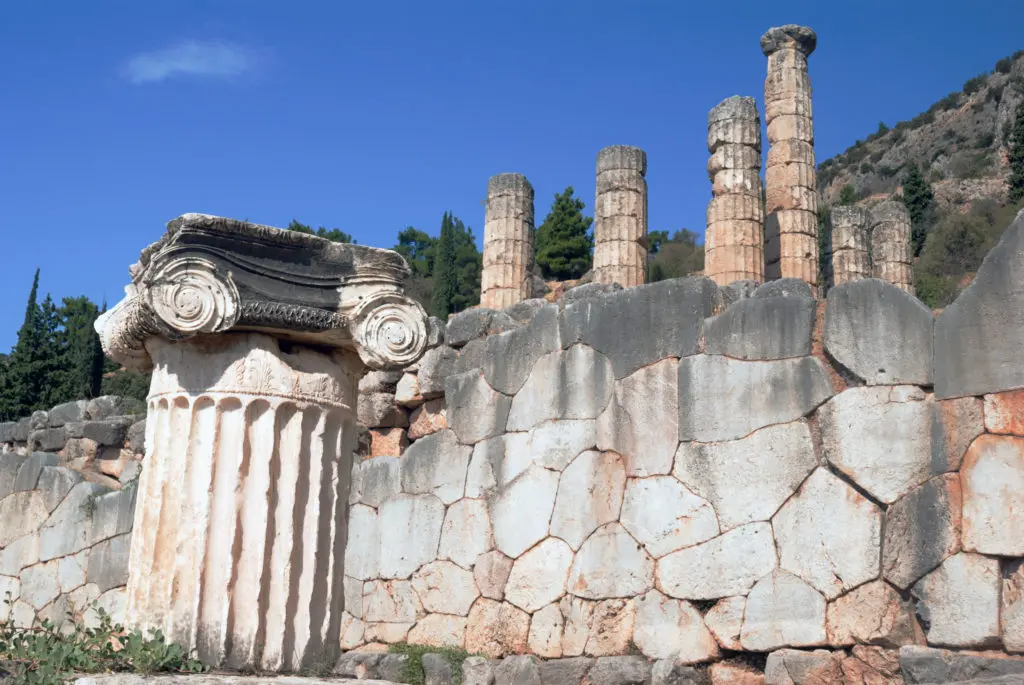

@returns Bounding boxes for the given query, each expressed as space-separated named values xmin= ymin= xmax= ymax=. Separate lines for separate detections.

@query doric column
xmin=96 ymin=214 xmax=430 ymax=672
xmin=762 ymin=24 xmax=819 ymax=290
xmin=481 ymin=173 xmax=534 ymax=309
xmin=870 ymin=201 xmax=915 ymax=294
xmin=593 ymin=146 xmax=648 ymax=287
xmin=830 ymin=206 xmax=871 ymax=286
xmin=705 ymin=97 xmax=764 ymax=285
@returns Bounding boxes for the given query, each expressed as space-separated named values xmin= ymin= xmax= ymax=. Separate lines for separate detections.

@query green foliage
xmin=901 ymin=163 xmax=935 ymax=257
xmin=948 ymin=151 xmax=992 ymax=179
xmin=0 ymin=595 xmax=205 ymax=685
xmin=387 ymin=643 xmax=473 ymax=685
xmin=876 ymin=121 xmax=890 ymax=136
xmin=395 ymin=227 xmax=437 ymax=279
xmin=100 ymin=369 xmax=151 ymax=403
xmin=818 ymin=206 xmax=832 ymax=288
xmin=838 ymin=184 xmax=858 ymax=206
xmin=429 ymin=212 xmax=481 ymax=318
xmin=859 ymin=162 xmax=874 ymax=175
xmin=916 ymin=211 xmax=1005 ymax=301
xmin=963 ymin=74 xmax=987 ymax=95
xmin=1 ymin=271 xmax=46 ymax=420
xmin=286 ymin=219 xmax=355 ymax=244
xmin=933 ymin=92 xmax=962 ymax=112
xmin=996 ymin=57 xmax=1014 ymax=74
xmin=915 ymin=273 xmax=960 ymax=309
xmin=534 ymin=186 xmax=594 ymax=280
xmin=1009 ymin=102 xmax=1024 ymax=204
xmin=976 ymin=131 xmax=996 ymax=148
xmin=647 ymin=230 xmax=703 ymax=282
xmin=988 ymin=83 xmax=1006 ymax=103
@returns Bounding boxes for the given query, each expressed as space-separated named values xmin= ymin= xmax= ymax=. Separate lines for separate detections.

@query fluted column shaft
xmin=593 ymin=146 xmax=648 ymax=287
xmin=705 ymin=97 xmax=764 ymax=285
xmin=871 ymin=201 xmax=915 ymax=293
xmin=127 ymin=332 xmax=360 ymax=672
xmin=481 ymin=174 xmax=534 ymax=309
xmin=762 ymin=25 xmax=819 ymax=290
xmin=830 ymin=206 xmax=871 ymax=286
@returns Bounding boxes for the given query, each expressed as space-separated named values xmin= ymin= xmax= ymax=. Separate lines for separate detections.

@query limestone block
xmin=562 ymin=597 xmax=637 ymax=657
xmin=0 ymin=422 xmax=18 ymax=443
xmin=0 ymin=454 xmax=27 ymax=499
xmin=465 ymin=598 xmax=530 ymax=658
xmin=358 ymin=392 xmax=408 ymax=428
xmin=528 ymin=603 xmax=564 ymax=658
xmin=740 ymin=570 xmax=826 ymax=651
xmin=505 ymin=538 xmax=574 ymax=612
xmin=0 ymin=576 xmax=20 ymax=618
xmin=0 ymin=491 xmax=50 ymax=549
xmin=704 ymin=296 xmax=815 ymax=360
xmin=438 ymin=498 xmax=494 ymax=570
xmin=345 ymin=504 xmax=380 ymax=581
xmin=411 ymin=560 xmax=479 ymax=616
xmin=395 ymin=372 xmax=423 ymax=408
xmin=562 ymin=282 xmax=623 ymax=306
xmin=446 ymin=308 xmax=515 ymax=347
xmin=707 ymin=194 xmax=763 ymax=223
xmin=898 ymin=645 xmax=1024 ymax=684
xmin=338 ymin=612 xmax=365 ymax=650
xmin=484 ymin=304 xmax=561 ymax=396
xmin=766 ymin=139 xmax=815 ymax=167
xmin=633 ymin=590 xmax=719 ymax=663
xmin=539 ymin=657 xmax=594 ymax=685
xmin=87 ymin=533 xmax=131 ymax=592
xmin=765 ymin=162 xmax=816 ymax=192
xmin=490 ymin=465 xmax=560 ymax=558
xmin=587 ymin=656 xmax=651 ymax=685
xmin=462 ymin=656 xmax=497 ymax=685
xmin=674 ymin=420 xmax=816 ymax=531
xmin=773 ymin=468 xmax=882 ymax=599
xmin=20 ymin=560 xmax=61 ymax=610
xmin=984 ymin=389 xmax=1024 ymax=436
xmin=11 ymin=600 xmax=33 ymax=628
xmin=712 ymin=169 xmax=763 ymax=197
xmin=933 ymin=396 xmax=985 ymax=472
xmin=767 ymin=114 xmax=814 ymax=143
xmin=826 ymin=580 xmax=920 ymax=647
xmin=527 ymin=419 xmax=598 ymax=472
xmin=705 ymin=221 xmax=763 ymax=251
xmin=882 ymin=474 xmax=962 ymax=590
xmin=912 ymin=553 xmax=1001 ymax=648
xmin=619 ymin=476 xmax=718 ymax=558
xmin=708 ymin=662 xmax=765 ymax=685
xmin=418 ymin=345 xmax=458 ymax=398
xmin=961 ymin=434 xmax=1024 ymax=555
xmin=408 ymin=399 xmax=447 ymax=440
xmin=88 ymin=486 xmax=136 ymax=545
xmin=567 ymin=523 xmax=654 ymax=599
xmin=934 ymin=209 xmax=1024 ymax=398
xmin=708 ymin=144 xmax=762 ymax=175
xmin=352 ymin=456 xmax=401 ymax=508
xmin=657 ymin=522 xmax=778 ymax=600
xmin=345 ymin=576 xmax=363 ymax=619
xmin=13 ymin=452 xmax=58 ymax=492
xmin=1003 ymin=560 xmax=1024 ymax=652
xmin=359 ymin=369 xmax=404 ymax=394
xmin=474 ymin=551 xmax=513 ymax=601
xmin=377 ymin=494 xmax=445 ymax=579
xmin=708 ymin=117 xmax=761 ymax=150
xmin=596 ymin=359 xmax=679 ymax=476
xmin=446 ymin=372 xmax=512 ymax=445
xmin=819 ymin=386 xmax=935 ymax=504
xmin=763 ymin=649 xmax=843 ymax=685
xmin=78 ymin=419 xmax=133 ymax=446
xmin=679 ymin=355 xmax=833 ymax=442
xmin=507 ymin=346 xmax=613 ymax=431
xmin=559 ymin=278 xmax=718 ymax=379
xmin=550 ymin=451 xmax=625 ymax=550
xmin=86 ymin=395 xmax=145 ymax=420
xmin=14 ymin=417 xmax=31 ymax=442
xmin=29 ymin=427 xmax=67 ymax=452
xmin=369 ymin=427 xmax=407 ymax=458
xmin=363 ymin=579 xmax=423 ymax=623
xmin=59 ymin=551 xmax=89 ymax=593
xmin=0 ymin=534 xmax=40 ymax=576
xmin=705 ymin=597 xmax=745 ymax=650
xmin=400 ymin=430 xmax=471 ymax=504
xmin=824 ymin=279 xmax=933 ymax=385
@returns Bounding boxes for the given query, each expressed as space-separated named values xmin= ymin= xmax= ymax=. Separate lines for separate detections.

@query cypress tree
xmin=431 ymin=212 xmax=458 ymax=318
xmin=449 ymin=217 xmax=482 ymax=314
xmin=901 ymin=163 xmax=935 ymax=256
xmin=1009 ymin=101 xmax=1024 ymax=205
xmin=56 ymin=296 xmax=105 ymax=402
xmin=535 ymin=187 xmax=594 ymax=280
xmin=2 ymin=269 xmax=44 ymax=418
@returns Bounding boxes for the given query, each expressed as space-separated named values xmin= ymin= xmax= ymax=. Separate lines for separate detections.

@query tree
xmin=535 ymin=187 xmax=593 ymax=280
xmin=838 ymin=184 xmax=858 ymax=206
xmin=55 ymin=296 xmax=105 ymax=402
xmin=647 ymin=230 xmax=703 ymax=282
xmin=394 ymin=227 xmax=437 ymax=278
xmin=448 ymin=216 xmax=482 ymax=313
xmin=430 ymin=212 xmax=459 ymax=318
xmin=287 ymin=219 xmax=355 ymax=244
xmin=901 ymin=162 xmax=935 ymax=256
xmin=1009 ymin=102 xmax=1024 ymax=204
xmin=648 ymin=230 xmax=670 ymax=255
xmin=1 ymin=269 xmax=45 ymax=419
xmin=818 ymin=206 xmax=833 ymax=289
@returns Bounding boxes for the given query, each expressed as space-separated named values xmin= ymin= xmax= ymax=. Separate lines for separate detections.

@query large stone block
xmin=528 ymin=603 xmax=564 ymax=658
xmin=899 ymin=645 xmax=1024 ymax=684
xmin=1005 ymin=560 xmax=1024 ymax=653
xmin=408 ymin=399 xmax=447 ymax=440
xmin=445 ymin=372 xmax=512 ymax=445
xmin=826 ymin=580 xmax=921 ymax=647
xmin=446 ymin=308 xmax=517 ymax=347
xmin=819 ymin=386 xmax=935 ymax=504
xmin=567 ymin=523 xmax=654 ymax=599
xmin=465 ymin=599 xmax=530 ymax=658
xmin=0 ymin=422 xmax=17 ymax=443
xmin=619 ymin=476 xmax=718 ymax=558
xmin=400 ymin=430 xmax=471 ymax=505
xmin=13 ymin=452 xmax=58 ymax=492
xmin=377 ymin=494 xmax=445 ymax=579
xmin=0 ymin=534 xmax=39 ymax=576
xmin=20 ymin=560 xmax=61 ymax=610
xmin=704 ymin=597 xmax=745 ymax=651
xmin=984 ymin=389 xmax=1024 ymax=436
xmin=559 ymin=278 xmax=718 ymax=379
xmin=351 ymin=456 xmax=401 ymax=508
xmin=29 ymin=427 xmax=67 ymax=452
xmin=657 ymin=522 xmax=777 ymax=600
xmin=674 ymin=420 xmax=816 ymax=531
xmin=961 ymin=434 xmax=1024 ymax=556
xmin=490 ymin=465 xmax=559 ymax=558
xmin=86 ymin=395 xmax=145 ymax=420
xmin=438 ymin=498 xmax=493 ymax=570
xmin=357 ymin=392 xmax=408 ymax=428
xmin=36 ymin=465 xmax=83 ymax=513
xmin=934 ymin=209 xmax=1024 ymax=398
xmin=418 ymin=345 xmax=459 ymax=398
xmin=549 ymin=450 xmax=625 ymax=550
xmin=932 ymin=396 xmax=985 ymax=472
xmin=705 ymin=296 xmax=815 ymax=360
xmin=363 ymin=578 xmax=423 ymax=622
xmin=87 ymin=533 xmax=131 ymax=592
xmin=883 ymin=474 xmax=962 ymax=590
xmin=345 ymin=504 xmax=380 ymax=581
xmin=483 ymin=304 xmax=561 ymax=395
xmin=633 ymin=590 xmax=719 ymax=663
xmin=679 ymin=355 xmax=833 ymax=442
xmin=48 ymin=400 xmax=89 ymax=427
xmin=587 ymin=657 xmax=651 ymax=685
xmin=740 ymin=570 xmax=826 ymax=651
xmin=505 ymin=538 xmax=574 ymax=612
xmin=474 ymin=550 xmax=513 ymax=601
xmin=411 ymin=560 xmax=479 ymax=615
xmin=763 ymin=649 xmax=843 ymax=685
xmin=911 ymin=552 xmax=1000 ymax=648
xmin=89 ymin=486 xmax=137 ymax=545
xmin=507 ymin=346 xmax=614 ymax=432
xmin=0 ymin=491 xmax=50 ymax=548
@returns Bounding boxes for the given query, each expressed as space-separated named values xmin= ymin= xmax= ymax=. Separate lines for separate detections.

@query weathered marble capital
xmin=96 ymin=213 xmax=430 ymax=372
xmin=760 ymin=24 xmax=817 ymax=57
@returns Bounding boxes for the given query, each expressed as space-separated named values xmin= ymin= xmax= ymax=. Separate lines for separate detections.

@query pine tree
xmin=287 ymin=219 xmax=355 ymax=244
xmin=56 ymin=296 xmax=105 ymax=402
xmin=2 ymin=269 xmax=45 ymax=418
xmin=1009 ymin=101 xmax=1024 ymax=205
xmin=535 ymin=187 xmax=594 ymax=280
xmin=901 ymin=163 xmax=935 ymax=256
xmin=431 ymin=212 xmax=458 ymax=318
xmin=449 ymin=217 xmax=482 ymax=313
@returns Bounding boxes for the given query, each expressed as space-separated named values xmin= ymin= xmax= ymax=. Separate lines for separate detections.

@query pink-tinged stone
xmin=709 ymin=662 xmax=765 ymax=685
xmin=632 ymin=590 xmax=719 ymax=663
xmin=705 ymin=597 xmax=745 ymax=650
xmin=339 ymin=612 xmax=365 ymax=650
xmin=740 ymin=570 xmax=826 ymax=651
xmin=550 ymin=451 xmax=626 ymax=550
xmin=364 ymin=622 xmax=413 ymax=644
xmin=438 ymin=499 xmax=494 ymax=570
xmin=407 ymin=614 xmax=467 ymax=648
xmin=465 ymin=599 xmax=530 ymax=658
xmin=566 ymin=523 xmax=654 ymax=599
xmin=934 ymin=396 xmax=984 ymax=471
xmin=504 ymin=538 xmax=573 ymax=613
xmin=839 ymin=646 xmax=903 ymax=685
xmin=474 ymin=550 xmax=513 ymax=601
xmin=1003 ymin=560 xmax=1024 ymax=652
xmin=369 ymin=427 xmax=408 ymax=458
xmin=619 ymin=476 xmax=719 ymax=558
xmin=961 ymin=434 xmax=1024 ymax=556
xmin=411 ymin=561 xmax=479 ymax=616
xmin=559 ymin=595 xmax=637 ymax=657
xmin=984 ymin=389 xmax=1024 ymax=436
xmin=362 ymin=579 xmax=423 ymax=623
xmin=826 ymin=580 xmax=922 ymax=647
xmin=527 ymin=604 xmax=563 ymax=658
xmin=408 ymin=399 xmax=448 ymax=440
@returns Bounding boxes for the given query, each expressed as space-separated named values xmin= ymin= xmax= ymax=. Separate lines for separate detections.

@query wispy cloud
xmin=122 ymin=39 xmax=259 ymax=85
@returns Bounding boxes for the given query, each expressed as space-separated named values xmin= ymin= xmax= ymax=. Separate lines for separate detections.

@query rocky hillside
xmin=818 ymin=50 xmax=1024 ymax=211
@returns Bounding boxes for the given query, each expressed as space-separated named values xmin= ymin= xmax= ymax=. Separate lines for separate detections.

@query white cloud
xmin=122 ymin=39 xmax=259 ymax=85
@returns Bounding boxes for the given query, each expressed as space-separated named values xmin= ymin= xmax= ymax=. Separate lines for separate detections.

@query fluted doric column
xmin=762 ymin=24 xmax=819 ymax=290
xmin=830 ymin=206 xmax=871 ymax=287
xmin=593 ymin=146 xmax=648 ymax=287
xmin=706 ymin=97 xmax=764 ymax=285
xmin=96 ymin=213 xmax=430 ymax=672
xmin=481 ymin=173 xmax=535 ymax=309
xmin=870 ymin=201 xmax=915 ymax=294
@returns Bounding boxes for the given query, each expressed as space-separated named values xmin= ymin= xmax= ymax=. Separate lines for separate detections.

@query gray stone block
xmin=358 ymin=370 xmax=404 ymax=394
xmin=0 ymin=422 xmax=19 ymax=442
xmin=357 ymin=392 xmax=408 ymax=428
xmin=754 ymin=277 xmax=814 ymax=299
xmin=765 ymin=649 xmax=841 ymax=684
xmin=445 ymin=372 xmax=512 ymax=445
xmin=29 ymin=427 xmax=67 ymax=452
xmin=37 ymin=465 xmax=83 ymax=512
xmin=48 ymin=400 xmax=88 ymax=427
xmin=494 ymin=655 xmax=542 ymax=685
xmin=39 ymin=481 xmax=108 ymax=561
xmin=935 ymin=209 xmax=1024 ymax=398
xmin=446 ymin=308 xmax=517 ymax=347
xmin=334 ymin=651 xmax=384 ymax=677
xmin=427 ymin=316 xmax=446 ymax=348
xmin=77 ymin=419 xmax=131 ymax=446
xmin=378 ymin=654 xmax=411 ymax=683
xmin=454 ymin=339 xmax=488 ymax=376
xmin=400 ymin=430 xmax=472 ymax=504
xmin=30 ymin=410 xmax=48 ymax=429
xmin=13 ymin=452 xmax=59 ymax=492
xmin=679 ymin=355 xmax=834 ymax=442
xmin=562 ymin=282 xmax=623 ymax=306
xmin=651 ymin=660 xmax=707 ymax=685
xmin=560 ymin=278 xmax=718 ymax=378
xmin=504 ymin=298 xmax=548 ymax=324
xmin=15 ymin=417 xmax=32 ymax=441
xmin=539 ymin=658 xmax=593 ymax=685
xmin=90 ymin=486 xmax=138 ymax=544
xmin=484 ymin=304 xmax=561 ymax=395
xmin=717 ymin=280 xmax=759 ymax=309
xmin=0 ymin=453 xmax=27 ymax=500
xmin=899 ymin=645 xmax=1024 ymax=684
xmin=463 ymin=656 xmax=498 ymax=685
xmin=825 ymin=279 xmax=933 ymax=386
xmin=705 ymin=295 xmax=815 ymax=360
xmin=128 ymin=420 xmax=146 ymax=455
xmin=86 ymin=395 xmax=146 ymax=421
xmin=87 ymin=533 xmax=131 ymax=592
xmin=586 ymin=656 xmax=652 ymax=685
xmin=419 ymin=345 xmax=459 ymax=397
xmin=423 ymin=652 xmax=456 ymax=685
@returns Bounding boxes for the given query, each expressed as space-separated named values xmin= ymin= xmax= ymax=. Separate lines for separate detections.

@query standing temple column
xmin=705 ymin=97 xmax=764 ymax=285
xmin=593 ymin=145 xmax=648 ymax=287
xmin=870 ymin=201 xmax=915 ymax=293
xmin=830 ymin=206 xmax=871 ymax=286
xmin=762 ymin=24 xmax=819 ymax=290
xmin=481 ymin=173 xmax=535 ymax=309
xmin=96 ymin=214 xmax=430 ymax=672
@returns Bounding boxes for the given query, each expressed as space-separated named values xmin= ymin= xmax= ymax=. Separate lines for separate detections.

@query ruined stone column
xmin=762 ymin=24 xmax=819 ymax=290
xmin=831 ymin=206 xmax=871 ymax=286
xmin=593 ymin=146 xmax=648 ymax=287
xmin=96 ymin=214 xmax=430 ymax=672
xmin=705 ymin=97 xmax=764 ymax=285
xmin=870 ymin=201 xmax=915 ymax=293
xmin=481 ymin=173 xmax=534 ymax=309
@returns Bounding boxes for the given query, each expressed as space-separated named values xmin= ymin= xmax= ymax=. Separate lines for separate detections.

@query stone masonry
xmin=871 ymin=200 xmax=915 ymax=294
xmin=830 ymin=206 xmax=872 ymax=286
xmin=762 ymin=24 xmax=819 ymax=290
xmin=481 ymin=173 xmax=535 ymax=309
xmin=705 ymin=96 xmax=764 ymax=285
xmin=592 ymin=146 xmax=648 ymax=288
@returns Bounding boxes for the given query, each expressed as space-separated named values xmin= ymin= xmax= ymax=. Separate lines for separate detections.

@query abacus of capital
xmin=95 ymin=214 xmax=431 ymax=672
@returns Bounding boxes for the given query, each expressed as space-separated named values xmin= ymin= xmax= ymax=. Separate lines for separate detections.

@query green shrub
xmin=387 ymin=643 xmax=475 ymax=685
xmin=976 ymin=131 xmax=996 ymax=148
xmin=948 ymin=151 xmax=992 ymax=178
xmin=963 ymin=74 xmax=987 ymax=95
xmin=870 ymin=149 xmax=886 ymax=163
xmin=996 ymin=57 xmax=1014 ymax=74
xmin=859 ymin=162 xmax=874 ymax=174
xmin=915 ymin=274 xmax=960 ymax=309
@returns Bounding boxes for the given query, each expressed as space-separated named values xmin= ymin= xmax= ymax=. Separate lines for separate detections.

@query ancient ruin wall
xmin=343 ymin=210 xmax=1024 ymax=667
xmin=871 ymin=200 xmax=916 ymax=294
xmin=481 ymin=174 xmax=535 ymax=309
xmin=592 ymin=146 xmax=648 ymax=288
xmin=831 ymin=206 xmax=871 ymax=286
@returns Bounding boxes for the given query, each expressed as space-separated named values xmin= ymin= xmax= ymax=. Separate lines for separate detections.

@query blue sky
xmin=2 ymin=1 xmax=1022 ymax=349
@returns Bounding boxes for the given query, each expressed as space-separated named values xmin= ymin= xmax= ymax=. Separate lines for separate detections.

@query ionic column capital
xmin=760 ymin=24 xmax=817 ymax=57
